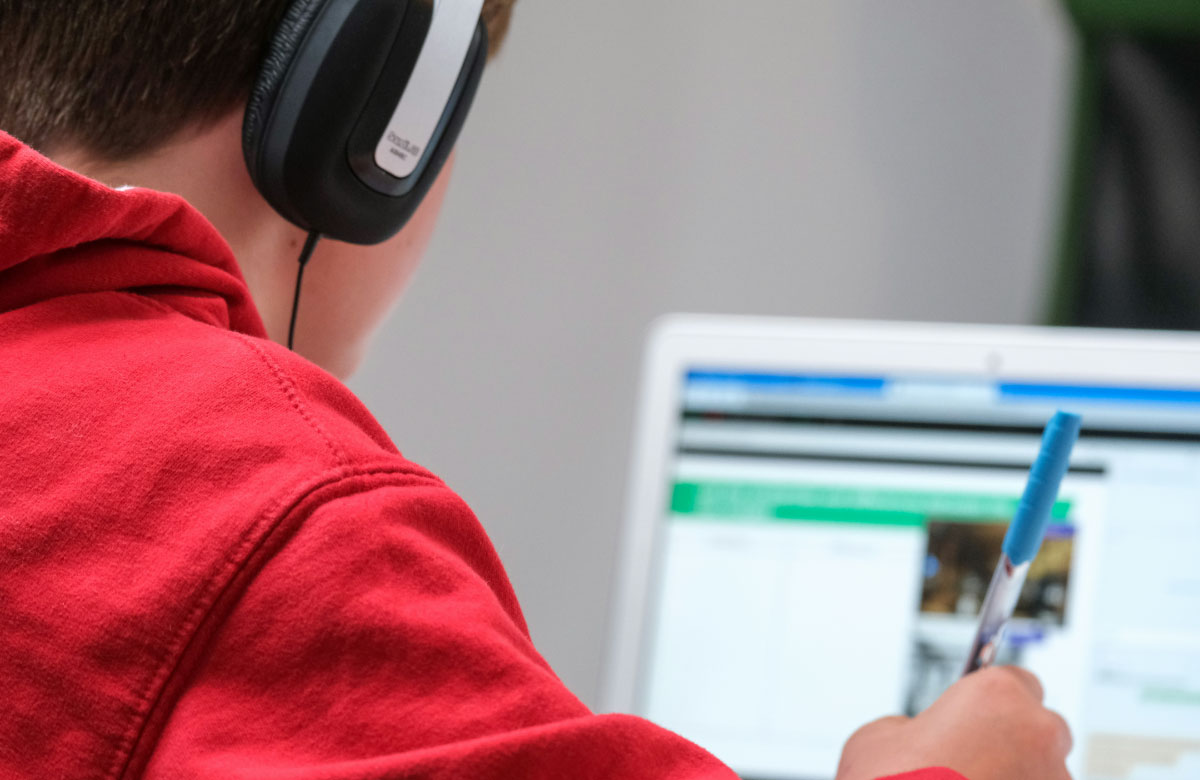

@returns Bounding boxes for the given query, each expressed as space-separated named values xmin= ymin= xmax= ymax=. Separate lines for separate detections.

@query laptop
xmin=603 ymin=315 xmax=1200 ymax=780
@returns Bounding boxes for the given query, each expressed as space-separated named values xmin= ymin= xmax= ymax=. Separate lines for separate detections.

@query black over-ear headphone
xmin=242 ymin=0 xmax=487 ymax=348
xmin=243 ymin=0 xmax=487 ymax=246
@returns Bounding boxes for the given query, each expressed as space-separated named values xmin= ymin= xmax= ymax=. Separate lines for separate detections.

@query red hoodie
xmin=0 ymin=132 xmax=964 ymax=780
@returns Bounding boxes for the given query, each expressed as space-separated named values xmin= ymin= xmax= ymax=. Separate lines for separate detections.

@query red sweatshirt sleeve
xmin=141 ymin=478 xmax=732 ymax=779
xmin=140 ymin=477 xmax=964 ymax=780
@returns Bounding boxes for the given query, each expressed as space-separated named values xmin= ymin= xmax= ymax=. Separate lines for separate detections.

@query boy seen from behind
xmin=0 ymin=2 xmax=1072 ymax=778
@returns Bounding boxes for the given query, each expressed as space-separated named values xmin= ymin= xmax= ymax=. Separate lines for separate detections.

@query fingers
xmin=841 ymin=715 xmax=909 ymax=756
xmin=867 ymin=715 xmax=910 ymax=728
xmin=992 ymin=665 xmax=1045 ymax=702
xmin=844 ymin=714 xmax=909 ymax=746
xmin=837 ymin=715 xmax=912 ymax=780
xmin=1043 ymin=708 xmax=1074 ymax=757
xmin=988 ymin=669 xmax=1073 ymax=758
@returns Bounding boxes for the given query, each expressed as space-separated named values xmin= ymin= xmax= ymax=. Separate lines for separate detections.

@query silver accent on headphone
xmin=374 ymin=0 xmax=483 ymax=179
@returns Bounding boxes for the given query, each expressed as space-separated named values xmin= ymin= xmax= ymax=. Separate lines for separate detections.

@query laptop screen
xmin=637 ymin=369 xmax=1200 ymax=780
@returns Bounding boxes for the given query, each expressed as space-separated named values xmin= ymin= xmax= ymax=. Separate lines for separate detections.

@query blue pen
xmin=962 ymin=411 xmax=1083 ymax=676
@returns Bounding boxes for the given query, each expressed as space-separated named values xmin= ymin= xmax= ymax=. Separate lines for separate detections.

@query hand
xmin=835 ymin=666 xmax=1073 ymax=780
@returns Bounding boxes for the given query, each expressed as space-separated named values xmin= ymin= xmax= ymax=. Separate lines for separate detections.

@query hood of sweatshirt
xmin=0 ymin=131 xmax=266 ymax=337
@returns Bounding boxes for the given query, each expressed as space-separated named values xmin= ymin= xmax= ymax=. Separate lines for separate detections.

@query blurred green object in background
xmin=1049 ymin=0 xmax=1200 ymax=328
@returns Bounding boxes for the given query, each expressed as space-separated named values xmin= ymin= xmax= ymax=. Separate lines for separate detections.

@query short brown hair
xmin=0 ymin=0 xmax=516 ymax=161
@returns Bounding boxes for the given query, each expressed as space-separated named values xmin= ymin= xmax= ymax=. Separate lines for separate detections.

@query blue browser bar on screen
xmin=685 ymin=371 xmax=888 ymax=396
xmin=685 ymin=370 xmax=1200 ymax=407
xmin=998 ymin=382 xmax=1200 ymax=406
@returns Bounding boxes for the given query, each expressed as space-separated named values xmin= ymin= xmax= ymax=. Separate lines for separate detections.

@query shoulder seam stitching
xmin=109 ymin=464 xmax=441 ymax=779
xmin=233 ymin=331 xmax=350 ymax=469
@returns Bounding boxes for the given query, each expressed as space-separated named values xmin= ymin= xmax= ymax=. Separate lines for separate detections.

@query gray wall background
xmin=351 ymin=1 xmax=1072 ymax=708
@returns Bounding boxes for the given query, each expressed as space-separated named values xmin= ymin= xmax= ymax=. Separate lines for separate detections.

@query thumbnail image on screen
xmin=908 ymin=516 xmax=1075 ymax=715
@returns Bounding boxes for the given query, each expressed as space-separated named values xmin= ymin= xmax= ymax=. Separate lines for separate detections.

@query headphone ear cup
xmin=242 ymin=0 xmax=326 ymax=182
xmin=241 ymin=0 xmax=486 ymax=244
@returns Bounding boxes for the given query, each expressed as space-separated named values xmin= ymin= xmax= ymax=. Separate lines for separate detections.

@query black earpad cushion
xmin=242 ymin=0 xmax=328 ymax=180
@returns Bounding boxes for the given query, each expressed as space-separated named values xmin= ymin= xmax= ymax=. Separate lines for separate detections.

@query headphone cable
xmin=287 ymin=230 xmax=322 ymax=351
